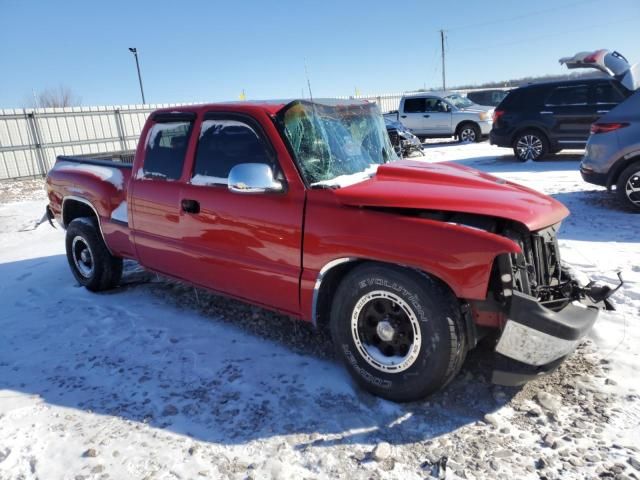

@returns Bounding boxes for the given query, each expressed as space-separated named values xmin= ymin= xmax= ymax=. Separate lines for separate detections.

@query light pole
xmin=128 ymin=47 xmax=146 ymax=104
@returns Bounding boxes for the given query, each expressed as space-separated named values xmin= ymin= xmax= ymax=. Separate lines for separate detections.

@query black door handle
xmin=400 ymin=115 xmax=407 ymax=118
xmin=181 ymin=199 xmax=200 ymax=214
xmin=423 ymin=114 xmax=430 ymax=118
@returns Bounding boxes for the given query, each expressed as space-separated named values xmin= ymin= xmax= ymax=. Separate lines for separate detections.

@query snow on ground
xmin=0 ymin=142 xmax=639 ymax=480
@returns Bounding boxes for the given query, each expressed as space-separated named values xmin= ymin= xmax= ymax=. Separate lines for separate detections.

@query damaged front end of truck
xmin=483 ymin=223 xmax=623 ymax=385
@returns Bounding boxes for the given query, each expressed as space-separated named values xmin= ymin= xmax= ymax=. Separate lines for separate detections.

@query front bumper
xmin=492 ymin=291 xmax=599 ymax=386
xmin=479 ymin=120 xmax=493 ymax=135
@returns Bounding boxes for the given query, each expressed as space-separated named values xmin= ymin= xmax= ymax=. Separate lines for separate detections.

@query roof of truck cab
xmin=150 ymin=98 xmax=372 ymax=117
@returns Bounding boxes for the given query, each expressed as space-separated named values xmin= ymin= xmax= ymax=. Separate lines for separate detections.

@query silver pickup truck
xmin=385 ymin=91 xmax=493 ymax=142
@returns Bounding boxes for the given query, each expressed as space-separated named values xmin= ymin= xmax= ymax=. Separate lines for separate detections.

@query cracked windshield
xmin=281 ymin=100 xmax=397 ymax=187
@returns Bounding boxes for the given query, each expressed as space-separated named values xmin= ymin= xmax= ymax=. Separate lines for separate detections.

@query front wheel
xmin=330 ymin=264 xmax=466 ymax=402
xmin=616 ymin=162 xmax=640 ymax=212
xmin=513 ymin=130 xmax=548 ymax=161
xmin=65 ymin=217 xmax=123 ymax=291
xmin=457 ymin=123 xmax=481 ymax=143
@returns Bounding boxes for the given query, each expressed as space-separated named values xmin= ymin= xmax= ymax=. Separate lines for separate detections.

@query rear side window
xmin=404 ymin=98 xmax=425 ymax=113
xmin=545 ymin=85 xmax=589 ymax=106
xmin=591 ymin=82 xmax=626 ymax=104
xmin=191 ymin=119 xmax=273 ymax=185
xmin=143 ymin=121 xmax=192 ymax=180
xmin=497 ymin=89 xmax=523 ymax=110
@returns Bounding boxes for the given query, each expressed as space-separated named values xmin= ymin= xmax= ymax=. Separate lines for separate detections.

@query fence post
xmin=113 ymin=109 xmax=127 ymax=152
xmin=25 ymin=111 xmax=48 ymax=177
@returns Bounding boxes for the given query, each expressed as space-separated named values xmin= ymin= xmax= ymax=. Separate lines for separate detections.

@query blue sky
xmin=0 ymin=0 xmax=638 ymax=108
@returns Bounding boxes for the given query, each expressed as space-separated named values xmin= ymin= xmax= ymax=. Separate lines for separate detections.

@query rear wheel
xmin=65 ymin=217 xmax=123 ymax=291
xmin=616 ymin=162 xmax=640 ymax=213
xmin=330 ymin=264 xmax=466 ymax=402
xmin=513 ymin=130 xmax=548 ymax=161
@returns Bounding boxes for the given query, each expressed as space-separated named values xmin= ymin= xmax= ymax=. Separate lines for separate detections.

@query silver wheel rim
xmin=350 ymin=290 xmax=422 ymax=373
xmin=625 ymin=171 xmax=640 ymax=206
xmin=72 ymin=236 xmax=94 ymax=278
xmin=516 ymin=134 xmax=543 ymax=160
xmin=460 ymin=128 xmax=476 ymax=142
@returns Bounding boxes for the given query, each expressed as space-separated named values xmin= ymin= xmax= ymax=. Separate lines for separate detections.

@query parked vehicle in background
xmin=385 ymin=91 xmax=493 ymax=143
xmin=491 ymin=49 xmax=637 ymax=162
xmin=45 ymin=99 xmax=616 ymax=402
xmin=384 ymin=117 xmax=423 ymax=157
xmin=466 ymin=89 xmax=510 ymax=107
xmin=581 ymin=90 xmax=640 ymax=212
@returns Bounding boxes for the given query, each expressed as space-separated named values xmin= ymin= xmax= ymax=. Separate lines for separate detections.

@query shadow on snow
xmin=0 ymin=254 xmax=515 ymax=449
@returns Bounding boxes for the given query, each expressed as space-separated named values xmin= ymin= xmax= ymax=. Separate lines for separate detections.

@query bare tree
xmin=27 ymin=85 xmax=81 ymax=108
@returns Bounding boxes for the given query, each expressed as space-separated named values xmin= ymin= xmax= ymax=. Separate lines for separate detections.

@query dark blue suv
xmin=490 ymin=78 xmax=631 ymax=161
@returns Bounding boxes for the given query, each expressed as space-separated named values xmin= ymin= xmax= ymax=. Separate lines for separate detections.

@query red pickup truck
xmin=45 ymin=99 xmax=614 ymax=401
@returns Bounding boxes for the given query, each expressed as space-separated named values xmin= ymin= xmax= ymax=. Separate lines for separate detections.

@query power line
xmin=447 ymin=15 xmax=640 ymax=54
xmin=446 ymin=0 xmax=598 ymax=31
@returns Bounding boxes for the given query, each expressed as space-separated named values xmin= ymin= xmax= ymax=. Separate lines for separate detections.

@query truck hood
xmin=458 ymin=105 xmax=494 ymax=114
xmin=333 ymin=160 xmax=569 ymax=232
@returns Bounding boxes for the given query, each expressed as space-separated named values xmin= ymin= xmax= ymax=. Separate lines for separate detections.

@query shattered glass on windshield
xmin=280 ymin=100 xmax=397 ymax=187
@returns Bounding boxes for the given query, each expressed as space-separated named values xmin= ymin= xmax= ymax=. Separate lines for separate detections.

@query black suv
xmin=490 ymin=78 xmax=631 ymax=161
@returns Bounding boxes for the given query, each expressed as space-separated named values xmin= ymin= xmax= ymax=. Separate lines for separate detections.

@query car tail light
xmin=493 ymin=109 xmax=505 ymax=123
xmin=590 ymin=122 xmax=629 ymax=134
xmin=584 ymin=52 xmax=598 ymax=63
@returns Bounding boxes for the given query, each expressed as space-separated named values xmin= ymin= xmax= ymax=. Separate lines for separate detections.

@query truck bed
xmin=46 ymin=154 xmax=135 ymax=258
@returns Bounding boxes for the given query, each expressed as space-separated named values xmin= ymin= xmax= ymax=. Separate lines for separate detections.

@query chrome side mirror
xmin=228 ymin=163 xmax=284 ymax=194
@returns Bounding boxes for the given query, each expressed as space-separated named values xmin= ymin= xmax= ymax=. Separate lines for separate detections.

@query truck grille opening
xmin=507 ymin=224 xmax=573 ymax=311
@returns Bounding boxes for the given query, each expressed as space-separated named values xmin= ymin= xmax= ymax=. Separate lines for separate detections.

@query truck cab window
xmin=403 ymin=98 xmax=426 ymax=113
xmin=143 ymin=121 xmax=192 ymax=180
xmin=425 ymin=98 xmax=448 ymax=112
xmin=191 ymin=119 xmax=272 ymax=185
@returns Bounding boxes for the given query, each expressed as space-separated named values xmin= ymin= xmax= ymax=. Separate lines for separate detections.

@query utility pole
xmin=128 ymin=48 xmax=146 ymax=104
xmin=440 ymin=29 xmax=446 ymax=90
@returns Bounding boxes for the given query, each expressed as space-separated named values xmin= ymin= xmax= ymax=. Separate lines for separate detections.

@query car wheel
xmin=330 ymin=263 xmax=467 ymax=402
xmin=616 ymin=162 xmax=640 ymax=213
xmin=457 ymin=123 xmax=481 ymax=143
xmin=65 ymin=217 xmax=123 ymax=291
xmin=513 ymin=130 xmax=548 ymax=161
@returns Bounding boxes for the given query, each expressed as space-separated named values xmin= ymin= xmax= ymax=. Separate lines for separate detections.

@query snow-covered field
xmin=0 ymin=142 xmax=639 ymax=480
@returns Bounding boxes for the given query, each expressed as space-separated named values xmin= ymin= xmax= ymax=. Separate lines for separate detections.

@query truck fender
xmin=62 ymin=196 xmax=113 ymax=254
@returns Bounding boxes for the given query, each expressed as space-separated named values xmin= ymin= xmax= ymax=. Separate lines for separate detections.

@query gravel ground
xmin=0 ymin=178 xmax=47 ymax=204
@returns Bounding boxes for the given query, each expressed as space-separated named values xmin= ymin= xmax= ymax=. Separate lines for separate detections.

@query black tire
xmin=513 ymin=129 xmax=549 ymax=162
xmin=456 ymin=123 xmax=481 ymax=143
xmin=65 ymin=217 xmax=123 ymax=291
xmin=330 ymin=263 xmax=466 ymax=402
xmin=616 ymin=162 xmax=640 ymax=213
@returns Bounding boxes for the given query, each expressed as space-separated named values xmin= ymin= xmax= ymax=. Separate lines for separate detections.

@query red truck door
xmin=129 ymin=112 xmax=197 ymax=278
xmin=178 ymin=112 xmax=305 ymax=315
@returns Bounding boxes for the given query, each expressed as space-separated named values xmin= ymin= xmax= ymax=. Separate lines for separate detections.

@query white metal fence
xmin=337 ymin=93 xmax=403 ymax=114
xmin=0 ymin=89 xmax=503 ymax=180
xmin=0 ymin=103 xmax=192 ymax=180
